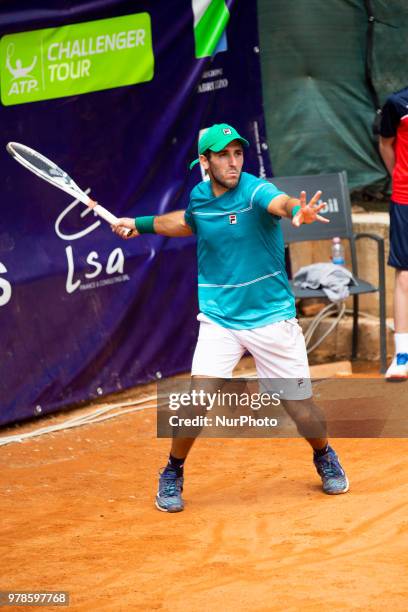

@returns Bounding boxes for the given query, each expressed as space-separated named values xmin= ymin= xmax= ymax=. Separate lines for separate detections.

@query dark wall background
xmin=258 ymin=0 xmax=408 ymax=193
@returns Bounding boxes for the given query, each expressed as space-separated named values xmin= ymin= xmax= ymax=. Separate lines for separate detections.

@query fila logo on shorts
xmin=229 ymin=214 xmax=237 ymax=224
xmin=223 ymin=128 xmax=232 ymax=135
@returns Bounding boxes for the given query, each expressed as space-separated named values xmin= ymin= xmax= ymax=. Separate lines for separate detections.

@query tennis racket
xmin=6 ymin=142 xmax=132 ymax=235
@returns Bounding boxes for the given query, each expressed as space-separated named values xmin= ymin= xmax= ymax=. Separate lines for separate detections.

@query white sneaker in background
xmin=385 ymin=353 xmax=408 ymax=381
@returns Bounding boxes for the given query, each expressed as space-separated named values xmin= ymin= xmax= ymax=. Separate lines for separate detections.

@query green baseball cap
xmin=189 ymin=123 xmax=249 ymax=169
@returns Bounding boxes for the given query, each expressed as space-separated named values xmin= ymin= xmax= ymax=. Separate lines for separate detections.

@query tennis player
xmin=112 ymin=124 xmax=349 ymax=512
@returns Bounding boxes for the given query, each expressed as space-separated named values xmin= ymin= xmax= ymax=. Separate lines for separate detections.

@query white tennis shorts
xmin=191 ymin=313 xmax=312 ymax=400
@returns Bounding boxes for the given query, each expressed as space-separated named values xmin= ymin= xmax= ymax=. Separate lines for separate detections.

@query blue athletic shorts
xmin=389 ymin=200 xmax=408 ymax=269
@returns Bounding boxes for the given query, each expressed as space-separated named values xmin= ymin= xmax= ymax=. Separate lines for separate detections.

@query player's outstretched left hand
xmin=292 ymin=191 xmax=330 ymax=227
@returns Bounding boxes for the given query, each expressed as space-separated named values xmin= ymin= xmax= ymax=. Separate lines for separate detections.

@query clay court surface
xmin=1 ymin=365 xmax=408 ymax=611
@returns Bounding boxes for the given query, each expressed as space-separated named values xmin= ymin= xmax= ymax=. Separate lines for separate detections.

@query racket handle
xmin=92 ymin=203 xmax=133 ymax=237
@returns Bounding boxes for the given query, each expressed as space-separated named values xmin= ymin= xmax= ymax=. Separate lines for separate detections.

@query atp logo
xmin=1 ymin=13 xmax=154 ymax=106
xmin=5 ymin=43 xmax=39 ymax=95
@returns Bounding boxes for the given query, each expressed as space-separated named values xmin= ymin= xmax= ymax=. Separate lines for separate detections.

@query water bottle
xmin=331 ymin=237 xmax=345 ymax=265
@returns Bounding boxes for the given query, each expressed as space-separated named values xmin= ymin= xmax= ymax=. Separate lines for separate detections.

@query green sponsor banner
xmin=0 ymin=12 xmax=154 ymax=106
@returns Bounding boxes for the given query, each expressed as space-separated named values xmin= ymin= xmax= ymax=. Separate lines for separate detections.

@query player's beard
xmin=209 ymin=165 xmax=241 ymax=191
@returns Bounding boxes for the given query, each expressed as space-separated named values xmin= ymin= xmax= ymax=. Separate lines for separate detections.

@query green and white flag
xmin=192 ymin=0 xmax=230 ymax=58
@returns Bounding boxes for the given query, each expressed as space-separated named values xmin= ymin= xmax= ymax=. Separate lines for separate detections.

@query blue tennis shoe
xmin=155 ymin=467 xmax=184 ymax=512
xmin=314 ymin=446 xmax=349 ymax=495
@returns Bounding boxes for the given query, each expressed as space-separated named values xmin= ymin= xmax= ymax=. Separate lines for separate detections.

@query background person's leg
xmin=394 ymin=269 xmax=408 ymax=333
xmin=386 ymin=202 xmax=408 ymax=379
xmin=386 ymin=271 xmax=408 ymax=379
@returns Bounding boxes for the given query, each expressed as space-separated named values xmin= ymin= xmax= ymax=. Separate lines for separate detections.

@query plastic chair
xmin=270 ymin=171 xmax=387 ymax=372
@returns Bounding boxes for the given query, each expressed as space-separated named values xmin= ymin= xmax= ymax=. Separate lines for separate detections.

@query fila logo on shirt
xmin=229 ymin=214 xmax=237 ymax=224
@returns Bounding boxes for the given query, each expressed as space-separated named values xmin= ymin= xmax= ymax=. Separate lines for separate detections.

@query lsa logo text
xmin=55 ymin=190 xmax=129 ymax=294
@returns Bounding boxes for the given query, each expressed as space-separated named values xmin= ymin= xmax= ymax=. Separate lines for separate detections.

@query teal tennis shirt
xmin=184 ymin=172 xmax=296 ymax=329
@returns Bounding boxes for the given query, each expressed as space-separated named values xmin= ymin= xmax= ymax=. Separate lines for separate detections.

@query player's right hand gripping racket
xmin=6 ymin=142 xmax=132 ymax=235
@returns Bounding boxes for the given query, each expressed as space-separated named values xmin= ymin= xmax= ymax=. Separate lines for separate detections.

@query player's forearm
xmin=112 ymin=210 xmax=192 ymax=240
xmin=282 ymin=197 xmax=301 ymax=219
xmin=379 ymin=141 xmax=395 ymax=176
xmin=267 ymin=194 xmax=300 ymax=219
xmin=151 ymin=211 xmax=193 ymax=237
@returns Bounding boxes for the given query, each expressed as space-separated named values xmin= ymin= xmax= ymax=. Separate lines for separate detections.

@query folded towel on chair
xmin=293 ymin=263 xmax=357 ymax=303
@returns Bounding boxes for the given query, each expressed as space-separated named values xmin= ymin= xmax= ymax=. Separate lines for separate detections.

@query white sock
xmin=394 ymin=333 xmax=408 ymax=354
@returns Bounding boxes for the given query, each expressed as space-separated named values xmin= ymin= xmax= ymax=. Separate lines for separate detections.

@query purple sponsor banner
xmin=0 ymin=0 xmax=271 ymax=425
